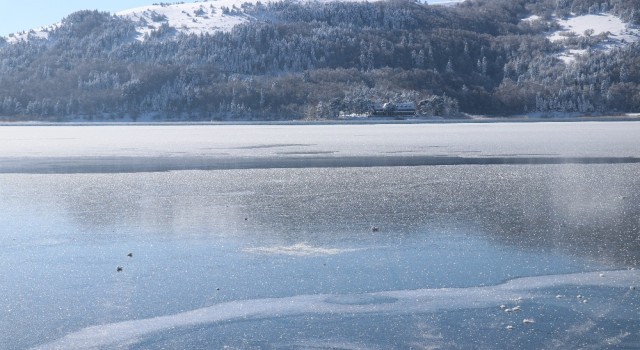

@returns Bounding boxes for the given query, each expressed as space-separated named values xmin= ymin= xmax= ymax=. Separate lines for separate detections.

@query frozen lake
xmin=1 ymin=122 xmax=639 ymax=349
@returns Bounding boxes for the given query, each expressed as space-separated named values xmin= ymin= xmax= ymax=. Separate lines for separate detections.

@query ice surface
xmin=0 ymin=122 xmax=639 ymax=173
xmin=32 ymin=270 xmax=640 ymax=350
xmin=1 ymin=122 xmax=639 ymax=349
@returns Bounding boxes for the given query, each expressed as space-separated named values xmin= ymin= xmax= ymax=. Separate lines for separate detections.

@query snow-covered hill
xmin=5 ymin=0 xmax=272 ymax=43
xmin=7 ymin=0 xmax=637 ymax=66
xmin=118 ymin=0 xmax=465 ymax=40
xmin=5 ymin=25 xmax=56 ymax=44
xmin=4 ymin=0 xmax=465 ymax=43
xmin=117 ymin=0 xmax=261 ymax=40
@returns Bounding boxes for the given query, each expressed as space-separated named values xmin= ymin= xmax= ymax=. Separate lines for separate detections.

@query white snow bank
xmin=32 ymin=269 xmax=640 ymax=350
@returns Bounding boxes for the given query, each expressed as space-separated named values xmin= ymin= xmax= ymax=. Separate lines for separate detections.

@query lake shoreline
xmin=1 ymin=115 xmax=639 ymax=127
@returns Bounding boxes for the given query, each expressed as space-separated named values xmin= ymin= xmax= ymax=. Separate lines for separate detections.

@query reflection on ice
xmin=34 ymin=270 xmax=640 ymax=350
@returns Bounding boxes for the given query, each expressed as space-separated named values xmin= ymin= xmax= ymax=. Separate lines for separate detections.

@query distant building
xmin=370 ymin=102 xmax=416 ymax=117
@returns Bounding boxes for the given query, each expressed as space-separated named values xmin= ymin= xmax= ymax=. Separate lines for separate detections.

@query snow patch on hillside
xmin=549 ymin=13 xmax=639 ymax=43
xmin=424 ymin=0 xmax=464 ymax=5
xmin=117 ymin=0 xmax=258 ymax=40
xmin=119 ymin=0 xmax=413 ymax=40
xmin=5 ymin=24 xmax=57 ymax=44
xmin=118 ymin=0 xmax=453 ymax=40
xmin=548 ymin=13 xmax=640 ymax=63
xmin=521 ymin=14 xmax=541 ymax=22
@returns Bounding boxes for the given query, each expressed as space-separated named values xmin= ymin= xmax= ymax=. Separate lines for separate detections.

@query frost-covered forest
xmin=0 ymin=0 xmax=639 ymax=121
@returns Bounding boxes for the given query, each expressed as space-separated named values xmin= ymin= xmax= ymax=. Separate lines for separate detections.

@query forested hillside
xmin=0 ymin=0 xmax=639 ymax=121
